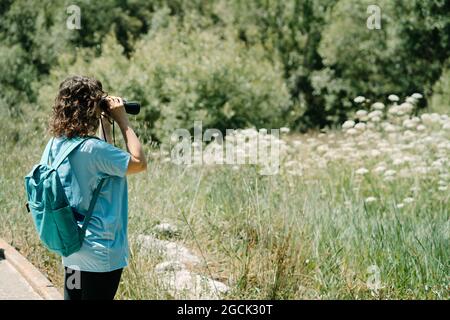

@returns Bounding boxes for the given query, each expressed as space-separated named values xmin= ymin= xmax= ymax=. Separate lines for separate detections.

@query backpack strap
xmin=80 ymin=178 xmax=105 ymax=240
xmin=51 ymin=137 xmax=88 ymax=169
xmin=40 ymin=138 xmax=55 ymax=165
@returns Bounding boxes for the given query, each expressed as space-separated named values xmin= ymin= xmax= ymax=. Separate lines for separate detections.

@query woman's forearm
xmin=117 ymin=119 xmax=147 ymax=170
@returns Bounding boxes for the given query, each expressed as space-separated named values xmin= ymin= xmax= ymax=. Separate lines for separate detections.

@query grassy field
xmin=0 ymin=99 xmax=448 ymax=299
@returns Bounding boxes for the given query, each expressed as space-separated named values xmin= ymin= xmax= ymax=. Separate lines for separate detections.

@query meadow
xmin=0 ymin=95 xmax=448 ymax=299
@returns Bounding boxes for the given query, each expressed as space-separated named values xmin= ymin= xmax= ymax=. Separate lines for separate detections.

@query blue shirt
xmin=48 ymin=136 xmax=131 ymax=272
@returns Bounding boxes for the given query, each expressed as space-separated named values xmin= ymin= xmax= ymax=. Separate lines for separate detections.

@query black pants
xmin=64 ymin=266 xmax=123 ymax=300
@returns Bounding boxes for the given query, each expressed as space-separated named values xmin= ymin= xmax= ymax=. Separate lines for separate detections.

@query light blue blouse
xmin=48 ymin=136 xmax=131 ymax=272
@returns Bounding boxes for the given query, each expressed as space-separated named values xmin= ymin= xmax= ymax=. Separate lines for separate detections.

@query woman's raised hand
xmin=104 ymin=96 xmax=128 ymax=125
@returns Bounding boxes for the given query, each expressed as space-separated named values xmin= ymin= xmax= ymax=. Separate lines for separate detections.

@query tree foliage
xmin=1 ymin=0 xmax=448 ymax=134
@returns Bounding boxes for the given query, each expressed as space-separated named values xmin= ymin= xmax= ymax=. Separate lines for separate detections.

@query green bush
xmin=0 ymin=45 xmax=38 ymax=115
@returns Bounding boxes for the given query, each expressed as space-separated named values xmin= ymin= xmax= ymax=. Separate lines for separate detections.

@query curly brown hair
xmin=48 ymin=75 xmax=106 ymax=139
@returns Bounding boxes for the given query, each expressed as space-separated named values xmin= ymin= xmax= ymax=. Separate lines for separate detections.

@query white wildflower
xmin=420 ymin=113 xmax=431 ymax=124
xmin=421 ymin=113 xmax=441 ymax=125
xmin=406 ymin=97 xmax=417 ymax=104
xmin=365 ymin=197 xmax=377 ymax=203
xmin=373 ymin=166 xmax=386 ymax=173
xmin=388 ymin=105 xmax=399 ymax=115
xmin=346 ymin=128 xmax=358 ymax=135
xmin=402 ymin=119 xmax=416 ymax=129
xmin=399 ymin=102 xmax=414 ymax=114
xmin=415 ymin=166 xmax=429 ymax=174
xmin=403 ymin=197 xmax=414 ymax=204
xmin=432 ymin=159 xmax=445 ymax=169
xmin=356 ymin=168 xmax=369 ymax=175
xmin=384 ymin=170 xmax=396 ymax=177
xmin=443 ymin=123 xmax=450 ymax=131
xmin=372 ymin=102 xmax=385 ymax=110
xmin=342 ymin=120 xmax=356 ymax=129
xmin=388 ymin=94 xmax=399 ymax=102
xmin=440 ymin=172 xmax=450 ymax=178
xmin=316 ymin=144 xmax=329 ymax=153
xmin=356 ymin=110 xmax=368 ymax=118
xmin=354 ymin=96 xmax=366 ymax=103
xmin=285 ymin=160 xmax=297 ymax=167
xmin=416 ymin=124 xmax=426 ymax=132
xmin=368 ymin=110 xmax=383 ymax=119
xmin=384 ymin=124 xmax=397 ymax=132
xmin=370 ymin=150 xmax=381 ymax=157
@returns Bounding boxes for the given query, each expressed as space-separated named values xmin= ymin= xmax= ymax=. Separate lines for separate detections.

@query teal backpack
xmin=24 ymin=136 xmax=104 ymax=257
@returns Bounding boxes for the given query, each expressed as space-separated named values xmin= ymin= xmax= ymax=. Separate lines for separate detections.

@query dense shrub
xmin=0 ymin=45 xmax=38 ymax=115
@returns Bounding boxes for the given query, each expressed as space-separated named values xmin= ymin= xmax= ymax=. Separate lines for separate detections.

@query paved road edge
xmin=0 ymin=238 xmax=62 ymax=300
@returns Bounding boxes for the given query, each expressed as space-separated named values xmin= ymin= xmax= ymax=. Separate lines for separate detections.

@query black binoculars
xmin=99 ymin=98 xmax=140 ymax=115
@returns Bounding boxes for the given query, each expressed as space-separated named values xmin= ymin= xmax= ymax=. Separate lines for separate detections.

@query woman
xmin=47 ymin=75 xmax=147 ymax=300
